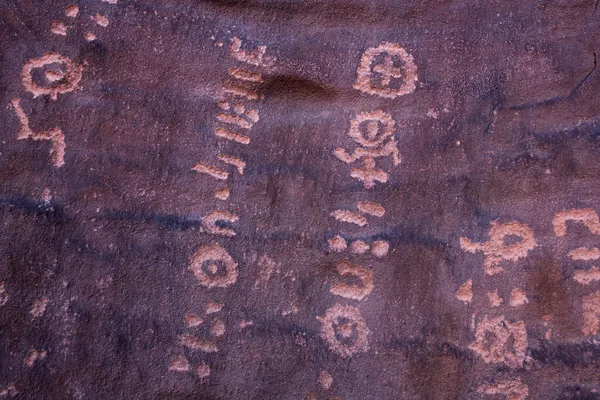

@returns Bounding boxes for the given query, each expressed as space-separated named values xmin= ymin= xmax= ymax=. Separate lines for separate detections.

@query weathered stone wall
xmin=1 ymin=0 xmax=600 ymax=398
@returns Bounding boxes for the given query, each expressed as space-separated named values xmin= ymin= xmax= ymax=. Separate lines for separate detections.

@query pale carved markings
xmin=455 ymin=280 xmax=473 ymax=304
xmin=353 ymin=42 xmax=418 ymax=99
xmin=330 ymin=210 xmax=367 ymax=227
xmin=193 ymin=38 xmax=273 ymax=222
xmin=10 ymin=99 xmax=65 ymax=167
xmin=334 ymin=110 xmax=400 ymax=189
xmin=328 ymin=235 xmax=390 ymax=258
xmin=469 ymin=315 xmax=528 ymax=369
xmin=553 ymin=209 xmax=600 ymax=336
xmin=23 ymin=349 xmax=47 ymax=368
xmin=0 ymin=283 xmax=7 ymax=307
xmin=0 ymin=384 xmax=17 ymax=398
xmin=318 ymin=370 xmax=333 ymax=390
xmin=459 ymin=221 xmax=537 ymax=396
xmin=189 ymin=244 xmax=238 ymax=288
xmin=29 ymin=297 xmax=49 ymax=319
xmin=330 ymin=260 xmax=374 ymax=301
xmin=201 ymin=210 xmax=239 ymax=237
xmin=172 ymin=299 xmax=229 ymax=380
xmin=460 ymin=221 xmax=537 ymax=276
xmin=254 ymin=255 xmax=279 ymax=289
xmin=317 ymin=303 xmax=370 ymax=358
xmin=478 ymin=378 xmax=529 ymax=400
xmin=22 ymin=53 xmax=82 ymax=101
xmin=53 ymin=1 xmax=117 ymax=40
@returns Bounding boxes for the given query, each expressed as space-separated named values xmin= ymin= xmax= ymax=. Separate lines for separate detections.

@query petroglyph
xmin=460 ymin=221 xmax=537 ymax=275
xmin=317 ymin=303 xmax=370 ymax=358
xmin=65 ymin=5 xmax=78 ymax=17
xmin=217 ymin=155 xmax=246 ymax=174
xmin=553 ymin=209 xmax=600 ymax=237
xmin=0 ymin=283 xmax=7 ymax=307
xmin=51 ymin=21 xmax=68 ymax=36
xmin=91 ymin=14 xmax=109 ymax=27
xmin=214 ymin=187 xmax=230 ymax=200
xmin=371 ymin=240 xmax=389 ymax=258
xmin=574 ymin=266 xmax=600 ymax=285
xmin=102 ymin=0 xmax=117 ymax=3
xmin=330 ymin=260 xmax=374 ymax=301
xmin=239 ymin=320 xmax=254 ymax=329
xmin=583 ymin=290 xmax=600 ymax=336
xmin=328 ymin=235 xmax=348 ymax=252
xmin=196 ymin=363 xmax=211 ymax=379
xmin=568 ymin=247 xmax=600 ymax=260
xmin=356 ymin=201 xmax=385 ymax=217
xmin=254 ymin=255 xmax=278 ymax=288
xmin=189 ymin=244 xmax=238 ymax=288
xmin=509 ymin=289 xmax=529 ymax=307
xmin=30 ymin=297 xmax=48 ymax=318
xmin=0 ymin=384 xmax=17 ymax=398
xmin=488 ymin=290 xmax=503 ymax=307
xmin=353 ymin=42 xmax=418 ymax=99
xmin=178 ymin=334 xmax=218 ymax=353
xmin=210 ymin=318 xmax=226 ymax=337
xmin=168 ymin=356 xmax=190 ymax=372
xmin=334 ymin=111 xmax=401 ymax=189
xmin=216 ymin=113 xmax=255 ymax=129
xmin=330 ymin=210 xmax=367 ymax=227
xmin=478 ymin=378 xmax=528 ymax=400
xmin=318 ymin=370 xmax=333 ymax=390
xmin=456 ymin=280 xmax=473 ymax=304
xmin=215 ymin=127 xmax=250 ymax=144
xmin=222 ymin=82 xmax=260 ymax=100
xmin=201 ymin=210 xmax=239 ymax=237
xmin=228 ymin=68 xmax=263 ymax=83
xmin=11 ymin=99 xmax=65 ymax=167
xmin=192 ymin=162 xmax=229 ymax=180
xmin=349 ymin=240 xmax=369 ymax=254
xmin=469 ymin=315 xmax=528 ymax=368
xmin=23 ymin=349 xmax=47 ymax=368
xmin=230 ymin=37 xmax=274 ymax=68
xmin=205 ymin=301 xmax=223 ymax=314
xmin=85 ymin=32 xmax=97 ymax=42
xmin=184 ymin=314 xmax=204 ymax=328
xmin=21 ymin=53 xmax=83 ymax=100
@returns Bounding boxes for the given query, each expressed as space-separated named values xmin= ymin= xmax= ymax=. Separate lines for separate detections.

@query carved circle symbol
xmin=353 ymin=42 xmax=418 ymax=99
xmin=317 ymin=303 xmax=370 ymax=358
xmin=21 ymin=53 xmax=83 ymax=100
xmin=189 ymin=244 xmax=238 ymax=288
xmin=348 ymin=110 xmax=396 ymax=148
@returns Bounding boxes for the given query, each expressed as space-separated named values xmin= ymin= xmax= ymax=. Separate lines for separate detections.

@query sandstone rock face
xmin=1 ymin=1 xmax=600 ymax=399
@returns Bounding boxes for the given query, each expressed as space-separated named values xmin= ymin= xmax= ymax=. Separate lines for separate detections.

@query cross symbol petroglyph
xmin=372 ymin=54 xmax=403 ymax=87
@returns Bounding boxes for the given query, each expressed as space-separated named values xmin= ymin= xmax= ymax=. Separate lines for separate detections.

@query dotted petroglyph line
xmin=330 ymin=210 xmax=368 ymax=227
xmin=554 ymin=209 xmax=600 ymax=337
xmin=175 ymin=36 xmax=276 ymax=381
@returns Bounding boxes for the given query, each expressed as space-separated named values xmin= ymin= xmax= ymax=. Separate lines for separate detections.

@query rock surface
xmin=1 ymin=0 xmax=600 ymax=399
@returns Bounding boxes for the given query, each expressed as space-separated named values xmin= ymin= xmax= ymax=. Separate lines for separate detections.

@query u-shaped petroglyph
xmin=201 ymin=210 xmax=239 ymax=237
xmin=330 ymin=260 xmax=374 ymax=301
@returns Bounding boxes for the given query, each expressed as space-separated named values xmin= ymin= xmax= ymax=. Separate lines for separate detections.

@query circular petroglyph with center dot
xmin=317 ymin=303 xmax=370 ymax=358
xmin=21 ymin=53 xmax=83 ymax=100
xmin=189 ymin=244 xmax=238 ymax=288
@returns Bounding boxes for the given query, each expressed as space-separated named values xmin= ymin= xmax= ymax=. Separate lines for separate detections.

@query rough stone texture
xmin=1 ymin=1 xmax=600 ymax=399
